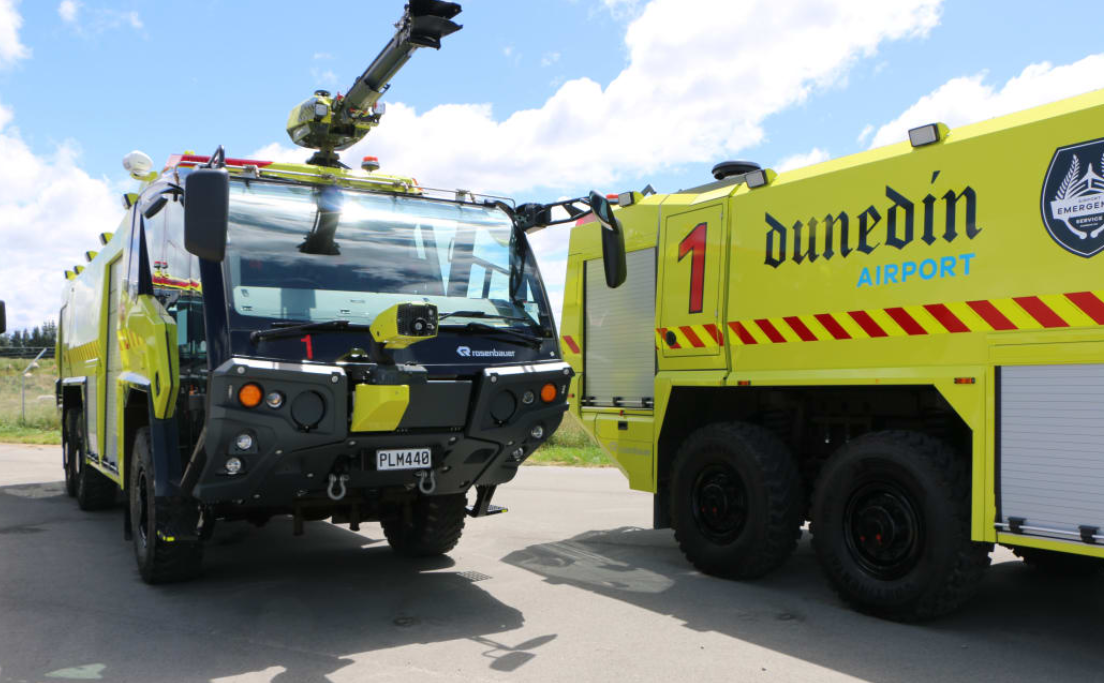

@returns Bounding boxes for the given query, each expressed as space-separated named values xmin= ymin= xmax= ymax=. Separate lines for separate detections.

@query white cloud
xmin=600 ymin=0 xmax=645 ymax=19
xmin=60 ymin=6 xmax=144 ymax=36
xmin=252 ymin=0 xmax=942 ymax=321
xmin=0 ymin=0 xmax=30 ymax=68
xmin=541 ymin=52 xmax=560 ymax=67
xmin=776 ymin=147 xmax=830 ymax=173
xmin=258 ymin=0 xmax=941 ymax=196
xmin=0 ymin=102 xmax=122 ymax=332
xmin=58 ymin=0 xmax=80 ymax=23
xmin=857 ymin=123 xmax=874 ymax=145
xmin=869 ymin=54 xmax=1104 ymax=148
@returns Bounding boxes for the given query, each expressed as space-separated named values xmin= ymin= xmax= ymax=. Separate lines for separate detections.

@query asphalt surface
xmin=0 ymin=442 xmax=1102 ymax=683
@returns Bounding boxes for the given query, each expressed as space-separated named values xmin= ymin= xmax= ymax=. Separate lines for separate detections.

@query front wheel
xmin=810 ymin=431 xmax=991 ymax=621
xmin=381 ymin=493 xmax=467 ymax=557
xmin=130 ymin=427 xmax=203 ymax=583
xmin=670 ymin=422 xmax=803 ymax=580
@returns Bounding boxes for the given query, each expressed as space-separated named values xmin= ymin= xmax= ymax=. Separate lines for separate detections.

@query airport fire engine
xmin=550 ymin=90 xmax=1104 ymax=619
xmin=55 ymin=0 xmax=582 ymax=582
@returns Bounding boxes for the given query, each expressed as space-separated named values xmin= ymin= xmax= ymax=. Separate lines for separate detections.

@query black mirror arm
xmin=515 ymin=197 xmax=594 ymax=232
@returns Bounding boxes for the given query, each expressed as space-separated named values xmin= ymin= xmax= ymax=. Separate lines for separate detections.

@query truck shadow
xmin=502 ymin=526 xmax=1104 ymax=683
xmin=0 ymin=481 xmax=528 ymax=683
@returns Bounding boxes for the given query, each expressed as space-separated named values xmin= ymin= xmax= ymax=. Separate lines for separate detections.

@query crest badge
xmin=1041 ymin=138 xmax=1104 ymax=257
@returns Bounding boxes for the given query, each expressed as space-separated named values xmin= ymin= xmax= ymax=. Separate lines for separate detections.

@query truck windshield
xmin=223 ymin=181 xmax=550 ymax=331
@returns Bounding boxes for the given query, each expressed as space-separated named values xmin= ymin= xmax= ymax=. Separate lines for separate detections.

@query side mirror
xmin=588 ymin=191 xmax=627 ymax=288
xmin=184 ymin=168 xmax=230 ymax=262
xmin=0 ymin=300 xmax=6 ymax=334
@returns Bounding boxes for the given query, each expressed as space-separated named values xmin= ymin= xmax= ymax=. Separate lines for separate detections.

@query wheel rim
xmin=843 ymin=480 xmax=924 ymax=580
xmin=690 ymin=462 xmax=749 ymax=543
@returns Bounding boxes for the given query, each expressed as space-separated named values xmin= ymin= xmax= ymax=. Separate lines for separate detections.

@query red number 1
xmin=300 ymin=335 xmax=313 ymax=360
xmin=678 ymin=222 xmax=707 ymax=314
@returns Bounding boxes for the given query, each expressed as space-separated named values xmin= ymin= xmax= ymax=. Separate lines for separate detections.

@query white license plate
xmin=376 ymin=448 xmax=432 ymax=471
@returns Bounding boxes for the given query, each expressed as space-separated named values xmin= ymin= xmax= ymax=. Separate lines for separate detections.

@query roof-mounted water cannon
xmin=287 ymin=0 xmax=462 ymax=167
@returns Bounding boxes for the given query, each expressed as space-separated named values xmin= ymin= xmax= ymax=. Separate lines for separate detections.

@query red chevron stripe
xmin=680 ymin=326 xmax=706 ymax=348
xmin=884 ymin=307 xmax=927 ymax=336
xmin=848 ymin=310 xmax=887 ymax=338
xmin=924 ymin=303 xmax=970 ymax=333
xmin=703 ymin=323 xmax=724 ymax=345
xmin=1066 ymin=291 xmax=1104 ymax=324
xmin=814 ymin=313 xmax=851 ymax=340
xmin=755 ymin=319 xmax=787 ymax=344
xmin=562 ymin=335 xmax=581 ymax=354
xmin=728 ymin=321 xmax=758 ymax=345
xmin=783 ymin=316 xmax=818 ymax=342
xmin=966 ymin=300 xmax=1016 ymax=331
xmin=1014 ymin=296 xmax=1068 ymax=328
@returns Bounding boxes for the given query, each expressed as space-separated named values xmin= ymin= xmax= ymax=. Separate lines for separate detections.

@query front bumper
xmin=193 ymin=357 xmax=572 ymax=506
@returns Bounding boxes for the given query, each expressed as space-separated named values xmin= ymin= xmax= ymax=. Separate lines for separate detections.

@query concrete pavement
xmin=0 ymin=443 xmax=1101 ymax=683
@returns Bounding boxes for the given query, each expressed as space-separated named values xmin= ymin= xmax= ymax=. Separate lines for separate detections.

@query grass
xmin=0 ymin=357 xmax=612 ymax=467
xmin=0 ymin=358 xmax=61 ymax=444
xmin=528 ymin=415 xmax=613 ymax=467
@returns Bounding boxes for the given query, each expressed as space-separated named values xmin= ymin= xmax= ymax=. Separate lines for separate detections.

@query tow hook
xmin=327 ymin=472 xmax=349 ymax=501
xmin=416 ymin=469 xmax=437 ymax=495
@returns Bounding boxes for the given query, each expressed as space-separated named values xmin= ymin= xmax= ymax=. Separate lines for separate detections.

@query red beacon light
xmin=362 ymin=156 xmax=380 ymax=172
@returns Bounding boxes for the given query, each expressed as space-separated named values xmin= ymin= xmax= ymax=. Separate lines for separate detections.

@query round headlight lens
xmin=530 ymin=424 xmax=545 ymax=440
xmin=235 ymin=433 xmax=254 ymax=451
xmin=225 ymin=457 xmax=243 ymax=475
xmin=522 ymin=390 xmax=536 ymax=405
xmin=265 ymin=391 xmax=284 ymax=409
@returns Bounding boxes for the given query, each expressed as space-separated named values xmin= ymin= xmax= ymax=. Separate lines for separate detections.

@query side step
xmin=467 ymin=485 xmax=508 ymax=518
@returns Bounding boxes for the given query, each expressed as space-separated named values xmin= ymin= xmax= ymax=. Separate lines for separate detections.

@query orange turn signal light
xmin=540 ymin=383 xmax=558 ymax=403
xmin=238 ymin=383 xmax=263 ymax=408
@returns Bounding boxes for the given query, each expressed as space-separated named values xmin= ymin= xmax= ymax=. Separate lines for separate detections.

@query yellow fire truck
xmin=55 ymin=1 xmax=591 ymax=583
xmin=553 ymin=89 xmax=1104 ymax=620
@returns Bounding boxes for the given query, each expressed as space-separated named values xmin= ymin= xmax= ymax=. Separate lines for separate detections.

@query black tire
xmin=382 ymin=493 xmax=467 ymax=557
xmin=62 ymin=410 xmax=80 ymax=498
xmin=1011 ymin=546 xmax=1103 ymax=577
xmin=810 ymin=431 xmax=991 ymax=621
xmin=73 ymin=410 xmax=117 ymax=511
xmin=669 ymin=422 xmax=803 ymax=580
xmin=130 ymin=427 xmax=203 ymax=583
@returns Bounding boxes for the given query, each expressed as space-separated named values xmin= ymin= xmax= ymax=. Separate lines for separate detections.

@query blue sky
xmin=3 ymin=0 xmax=1104 ymax=330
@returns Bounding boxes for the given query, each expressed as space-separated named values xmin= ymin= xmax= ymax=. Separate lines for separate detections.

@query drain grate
xmin=456 ymin=570 xmax=492 ymax=583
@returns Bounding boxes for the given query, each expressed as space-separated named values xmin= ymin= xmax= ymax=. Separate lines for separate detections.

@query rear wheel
xmin=130 ymin=427 xmax=203 ymax=583
xmin=670 ymin=422 xmax=803 ymax=579
xmin=811 ymin=431 xmax=991 ymax=621
xmin=62 ymin=410 xmax=80 ymax=498
xmin=1011 ymin=546 xmax=1103 ymax=576
xmin=382 ymin=493 xmax=467 ymax=557
xmin=72 ymin=409 xmax=116 ymax=511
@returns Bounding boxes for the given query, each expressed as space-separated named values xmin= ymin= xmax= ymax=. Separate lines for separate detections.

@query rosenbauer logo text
xmin=456 ymin=346 xmax=516 ymax=358
xmin=762 ymin=179 xmax=981 ymax=288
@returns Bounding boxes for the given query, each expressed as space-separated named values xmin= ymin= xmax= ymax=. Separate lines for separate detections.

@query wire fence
xmin=0 ymin=347 xmax=55 ymax=359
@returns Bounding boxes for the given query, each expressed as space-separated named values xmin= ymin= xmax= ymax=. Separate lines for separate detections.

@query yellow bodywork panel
xmin=561 ymin=87 xmax=1104 ymax=558
xmin=351 ymin=384 xmax=410 ymax=432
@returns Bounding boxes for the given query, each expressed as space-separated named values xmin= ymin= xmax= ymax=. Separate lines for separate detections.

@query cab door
xmin=656 ymin=202 xmax=727 ymax=365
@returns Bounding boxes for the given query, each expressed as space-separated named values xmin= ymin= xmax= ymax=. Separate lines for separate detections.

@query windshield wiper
xmin=250 ymin=319 xmax=371 ymax=344
xmin=438 ymin=310 xmax=530 ymax=322
xmin=442 ymin=321 xmax=543 ymax=349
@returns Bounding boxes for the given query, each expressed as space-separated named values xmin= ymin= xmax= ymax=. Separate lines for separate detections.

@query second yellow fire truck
xmin=548 ymin=88 xmax=1104 ymax=620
